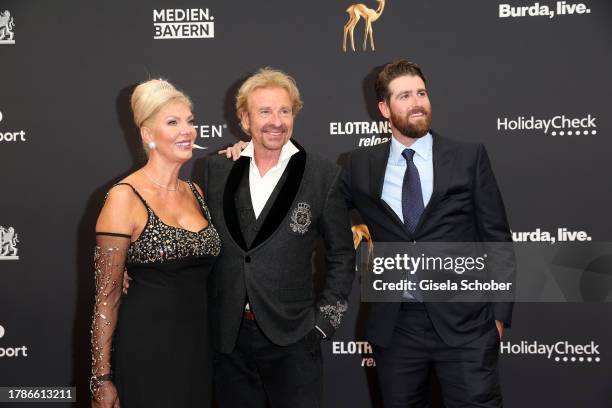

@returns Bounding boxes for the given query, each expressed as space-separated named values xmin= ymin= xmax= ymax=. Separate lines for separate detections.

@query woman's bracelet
xmin=90 ymin=373 xmax=113 ymax=399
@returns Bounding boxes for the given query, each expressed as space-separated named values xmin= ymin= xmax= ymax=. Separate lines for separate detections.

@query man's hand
xmin=307 ymin=327 xmax=325 ymax=347
xmin=495 ymin=320 xmax=504 ymax=340
xmin=218 ymin=141 xmax=248 ymax=161
xmin=122 ymin=269 xmax=131 ymax=295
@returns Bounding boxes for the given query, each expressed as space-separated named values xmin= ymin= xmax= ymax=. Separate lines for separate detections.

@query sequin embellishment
xmin=127 ymin=182 xmax=221 ymax=264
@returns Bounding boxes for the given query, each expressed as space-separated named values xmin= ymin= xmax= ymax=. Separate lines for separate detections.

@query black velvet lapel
xmin=249 ymin=142 xmax=307 ymax=249
xmin=223 ymin=156 xmax=250 ymax=251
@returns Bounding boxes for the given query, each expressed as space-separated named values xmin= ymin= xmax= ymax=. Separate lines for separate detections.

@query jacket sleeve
xmin=472 ymin=144 xmax=515 ymax=327
xmin=315 ymin=168 xmax=356 ymax=338
xmin=339 ymin=152 xmax=356 ymax=210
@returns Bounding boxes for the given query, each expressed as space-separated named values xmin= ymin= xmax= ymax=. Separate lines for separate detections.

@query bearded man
xmin=341 ymin=59 xmax=514 ymax=408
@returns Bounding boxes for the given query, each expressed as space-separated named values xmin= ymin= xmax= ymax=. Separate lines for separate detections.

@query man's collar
xmin=240 ymin=139 xmax=299 ymax=165
xmin=240 ymin=141 xmax=255 ymax=158
xmin=389 ymin=132 xmax=432 ymax=164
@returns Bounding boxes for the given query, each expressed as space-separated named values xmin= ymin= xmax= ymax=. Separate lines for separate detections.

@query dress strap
xmin=95 ymin=232 xmax=131 ymax=238
xmin=111 ymin=182 xmax=150 ymax=209
xmin=187 ymin=181 xmax=200 ymax=198
xmin=186 ymin=181 xmax=211 ymax=221
xmin=186 ymin=181 xmax=204 ymax=205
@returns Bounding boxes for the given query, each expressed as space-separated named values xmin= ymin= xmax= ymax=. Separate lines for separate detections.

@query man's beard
xmin=390 ymin=107 xmax=432 ymax=139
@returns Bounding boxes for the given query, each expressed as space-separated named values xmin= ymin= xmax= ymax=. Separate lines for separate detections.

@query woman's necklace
xmin=142 ymin=169 xmax=180 ymax=191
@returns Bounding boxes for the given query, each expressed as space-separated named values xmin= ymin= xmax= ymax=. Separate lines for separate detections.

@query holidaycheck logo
xmin=501 ymin=340 xmax=601 ymax=363
xmin=497 ymin=114 xmax=597 ymax=136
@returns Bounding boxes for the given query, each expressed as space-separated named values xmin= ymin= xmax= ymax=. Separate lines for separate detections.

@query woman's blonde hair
xmin=235 ymin=68 xmax=303 ymax=129
xmin=131 ymin=78 xmax=192 ymax=128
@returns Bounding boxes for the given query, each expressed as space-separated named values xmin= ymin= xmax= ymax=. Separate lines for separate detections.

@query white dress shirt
xmin=381 ymin=133 xmax=434 ymax=220
xmin=239 ymin=140 xmax=299 ymax=218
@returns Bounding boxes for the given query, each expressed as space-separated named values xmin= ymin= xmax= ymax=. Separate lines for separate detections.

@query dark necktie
xmin=401 ymin=148 xmax=424 ymax=235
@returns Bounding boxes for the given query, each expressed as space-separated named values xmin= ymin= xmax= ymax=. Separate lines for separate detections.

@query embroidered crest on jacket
xmin=289 ymin=202 xmax=312 ymax=234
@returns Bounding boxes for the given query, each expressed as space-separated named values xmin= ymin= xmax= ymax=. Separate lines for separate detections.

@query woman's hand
xmin=91 ymin=381 xmax=120 ymax=408
xmin=122 ymin=270 xmax=131 ymax=295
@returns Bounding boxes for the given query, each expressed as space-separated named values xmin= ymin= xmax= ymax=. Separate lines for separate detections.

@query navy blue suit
xmin=342 ymin=131 xmax=514 ymax=407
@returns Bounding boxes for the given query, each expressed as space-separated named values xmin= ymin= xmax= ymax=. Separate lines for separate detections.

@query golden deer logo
xmin=342 ymin=0 xmax=386 ymax=52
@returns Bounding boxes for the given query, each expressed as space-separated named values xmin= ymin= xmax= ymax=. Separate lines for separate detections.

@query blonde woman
xmin=90 ymin=79 xmax=220 ymax=408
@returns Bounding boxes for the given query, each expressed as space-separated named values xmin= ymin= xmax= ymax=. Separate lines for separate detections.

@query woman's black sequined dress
xmin=110 ymin=182 xmax=220 ymax=407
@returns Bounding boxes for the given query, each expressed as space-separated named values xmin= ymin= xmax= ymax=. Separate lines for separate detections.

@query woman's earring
xmin=148 ymin=141 xmax=156 ymax=150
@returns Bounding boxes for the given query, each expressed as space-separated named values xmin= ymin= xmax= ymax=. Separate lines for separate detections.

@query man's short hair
xmin=375 ymin=59 xmax=427 ymax=103
xmin=235 ymin=68 xmax=303 ymax=122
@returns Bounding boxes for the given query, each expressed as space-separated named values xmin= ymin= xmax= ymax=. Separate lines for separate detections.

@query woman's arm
xmin=90 ymin=186 xmax=135 ymax=407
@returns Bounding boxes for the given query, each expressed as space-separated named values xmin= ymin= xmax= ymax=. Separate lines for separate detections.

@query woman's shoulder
xmin=106 ymin=175 xmax=142 ymax=204
xmin=105 ymin=184 xmax=138 ymax=206
xmin=96 ymin=175 xmax=144 ymax=231
xmin=112 ymin=170 xmax=153 ymax=198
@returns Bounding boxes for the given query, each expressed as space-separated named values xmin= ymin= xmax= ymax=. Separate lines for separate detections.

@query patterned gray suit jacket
xmin=202 ymin=141 xmax=355 ymax=353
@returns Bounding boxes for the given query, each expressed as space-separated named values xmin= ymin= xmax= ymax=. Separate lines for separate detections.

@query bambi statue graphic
xmin=342 ymin=0 xmax=385 ymax=52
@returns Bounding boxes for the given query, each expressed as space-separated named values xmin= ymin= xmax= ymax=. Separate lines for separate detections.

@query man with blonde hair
xmin=201 ymin=68 xmax=355 ymax=408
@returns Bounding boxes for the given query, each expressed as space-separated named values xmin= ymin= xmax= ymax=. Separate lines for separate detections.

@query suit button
xmin=245 ymin=256 xmax=251 ymax=263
